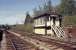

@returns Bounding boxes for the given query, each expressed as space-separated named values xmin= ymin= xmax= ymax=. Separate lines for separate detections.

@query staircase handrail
xmin=51 ymin=25 xmax=61 ymax=37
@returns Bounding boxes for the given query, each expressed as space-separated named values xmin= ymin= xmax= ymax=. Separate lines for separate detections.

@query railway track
xmin=28 ymin=35 xmax=76 ymax=50
xmin=6 ymin=31 xmax=37 ymax=50
xmin=6 ymin=36 xmax=17 ymax=50
xmin=6 ymin=31 xmax=53 ymax=50
xmin=6 ymin=30 xmax=76 ymax=50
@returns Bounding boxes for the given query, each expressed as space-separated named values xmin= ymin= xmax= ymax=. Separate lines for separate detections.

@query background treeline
xmin=32 ymin=0 xmax=76 ymax=17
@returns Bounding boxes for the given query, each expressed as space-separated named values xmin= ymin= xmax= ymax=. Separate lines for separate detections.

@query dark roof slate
xmin=33 ymin=13 xmax=62 ymax=19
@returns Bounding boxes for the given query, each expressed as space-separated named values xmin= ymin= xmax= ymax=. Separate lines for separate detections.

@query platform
xmin=0 ymin=33 xmax=7 ymax=50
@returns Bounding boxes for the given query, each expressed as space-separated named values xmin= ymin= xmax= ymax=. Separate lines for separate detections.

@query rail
xmin=6 ymin=34 xmax=17 ymax=50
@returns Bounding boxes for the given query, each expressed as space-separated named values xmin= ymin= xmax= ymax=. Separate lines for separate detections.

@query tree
xmin=43 ymin=0 xmax=52 ymax=14
xmin=47 ymin=0 xmax=52 ymax=13
xmin=33 ymin=0 xmax=52 ymax=17
xmin=24 ymin=12 xmax=31 ymax=24
xmin=33 ymin=6 xmax=45 ymax=17
xmin=33 ymin=8 xmax=38 ymax=16
xmin=58 ymin=0 xmax=76 ymax=16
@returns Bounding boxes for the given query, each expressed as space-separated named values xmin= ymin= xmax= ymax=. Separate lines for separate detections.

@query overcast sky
xmin=0 ymin=0 xmax=60 ymax=25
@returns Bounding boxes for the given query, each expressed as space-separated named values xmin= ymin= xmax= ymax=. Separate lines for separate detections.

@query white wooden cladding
xmin=34 ymin=16 xmax=60 ymax=27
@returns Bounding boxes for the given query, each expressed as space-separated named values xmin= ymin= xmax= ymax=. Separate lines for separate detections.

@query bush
xmin=63 ymin=16 xmax=76 ymax=26
xmin=12 ymin=23 xmax=33 ymax=33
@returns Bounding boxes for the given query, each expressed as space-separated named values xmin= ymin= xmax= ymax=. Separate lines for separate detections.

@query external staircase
xmin=51 ymin=25 xmax=68 ymax=41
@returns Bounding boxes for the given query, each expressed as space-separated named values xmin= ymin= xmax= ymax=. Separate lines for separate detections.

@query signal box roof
xmin=33 ymin=13 xmax=62 ymax=19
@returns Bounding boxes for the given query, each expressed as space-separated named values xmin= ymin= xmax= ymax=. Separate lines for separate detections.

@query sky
xmin=0 ymin=0 xmax=60 ymax=25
